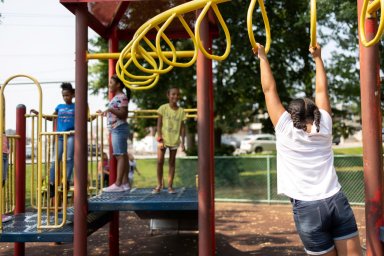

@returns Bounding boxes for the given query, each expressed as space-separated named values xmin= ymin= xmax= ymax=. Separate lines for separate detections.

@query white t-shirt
xmin=275 ymin=109 xmax=341 ymax=201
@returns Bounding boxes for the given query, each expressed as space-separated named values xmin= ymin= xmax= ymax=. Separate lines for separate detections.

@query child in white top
xmin=255 ymin=43 xmax=361 ymax=255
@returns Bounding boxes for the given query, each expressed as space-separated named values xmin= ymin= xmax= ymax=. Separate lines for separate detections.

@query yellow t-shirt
xmin=157 ymin=103 xmax=187 ymax=147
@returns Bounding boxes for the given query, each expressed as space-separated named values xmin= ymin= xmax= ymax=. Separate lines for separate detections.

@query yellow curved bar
xmin=359 ymin=0 xmax=384 ymax=47
xmin=156 ymin=15 xmax=198 ymax=68
xmin=247 ymin=0 xmax=271 ymax=53
xmin=0 ymin=74 xmax=43 ymax=230
xmin=120 ymin=52 xmax=159 ymax=80
xmin=117 ymin=36 xmax=159 ymax=81
xmin=116 ymin=0 xmax=231 ymax=90
xmin=368 ymin=0 xmax=381 ymax=13
xmin=118 ymin=45 xmax=163 ymax=88
xmin=117 ymin=29 xmax=173 ymax=89
xmin=130 ymin=26 xmax=173 ymax=75
xmin=310 ymin=0 xmax=317 ymax=48
xmin=195 ymin=2 xmax=231 ymax=61
xmin=116 ymin=42 xmax=161 ymax=87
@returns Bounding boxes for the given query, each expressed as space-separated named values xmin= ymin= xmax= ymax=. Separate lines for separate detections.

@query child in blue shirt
xmin=32 ymin=82 xmax=75 ymax=198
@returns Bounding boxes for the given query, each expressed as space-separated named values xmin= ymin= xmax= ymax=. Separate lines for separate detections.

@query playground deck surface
xmin=0 ymin=203 xmax=366 ymax=256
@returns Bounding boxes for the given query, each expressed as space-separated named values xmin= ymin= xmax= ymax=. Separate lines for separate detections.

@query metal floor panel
xmin=88 ymin=187 xmax=198 ymax=211
xmin=0 ymin=211 xmax=111 ymax=242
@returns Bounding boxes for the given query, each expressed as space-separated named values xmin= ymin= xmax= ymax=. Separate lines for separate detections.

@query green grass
xmin=333 ymin=147 xmax=363 ymax=155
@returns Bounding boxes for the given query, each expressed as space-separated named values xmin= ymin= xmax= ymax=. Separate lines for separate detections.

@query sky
xmin=0 ymin=0 xmax=107 ymax=130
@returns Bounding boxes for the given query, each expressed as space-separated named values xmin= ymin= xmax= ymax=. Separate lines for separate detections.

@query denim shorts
xmin=291 ymin=190 xmax=359 ymax=255
xmin=111 ymin=123 xmax=129 ymax=156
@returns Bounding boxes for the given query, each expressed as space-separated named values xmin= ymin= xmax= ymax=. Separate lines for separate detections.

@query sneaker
xmin=2 ymin=215 xmax=12 ymax=223
xmin=151 ymin=187 xmax=161 ymax=194
xmin=102 ymin=183 xmax=124 ymax=193
xmin=168 ymin=188 xmax=177 ymax=194
xmin=122 ymin=183 xmax=131 ymax=192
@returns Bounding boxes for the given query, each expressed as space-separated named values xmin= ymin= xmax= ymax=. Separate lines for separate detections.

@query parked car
xmin=332 ymin=136 xmax=341 ymax=145
xmin=26 ymin=145 xmax=35 ymax=159
xmin=221 ymin=135 xmax=240 ymax=149
xmin=240 ymin=134 xmax=276 ymax=153
xmin=25 ymin=145 xmax=32 ymax=159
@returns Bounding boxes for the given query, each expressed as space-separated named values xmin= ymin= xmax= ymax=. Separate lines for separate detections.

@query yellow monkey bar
xmin=115 ymin=0 xmax=271 ymax=90
xmin=116 ymin=0 xmax=231 ymax=90
xmin=247 ymin=0 xmax=271 ymax=53
xmin=310 ymin=0 xmax=317 ymax=48
xmin=368 ymin=0 xmax=381 ymax=13
xmin=359 ymin=0 xmax=384 ymax=47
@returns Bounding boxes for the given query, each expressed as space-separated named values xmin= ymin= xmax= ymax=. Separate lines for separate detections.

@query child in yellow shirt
xmin=152 ymin=87 xmax=186 ymax=194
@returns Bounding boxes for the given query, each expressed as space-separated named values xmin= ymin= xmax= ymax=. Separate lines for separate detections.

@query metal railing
xmin=26 ymin=113 xmax=105 ymax=229
xmin=2 ymin=135 xmax=18 ymax=215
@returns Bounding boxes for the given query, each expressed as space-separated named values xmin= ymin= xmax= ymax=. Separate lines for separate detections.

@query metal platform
xmin=88 ymin=187 xmax=198 ymax=212
xmin=0 ymin=211 xmax=111 ymax=242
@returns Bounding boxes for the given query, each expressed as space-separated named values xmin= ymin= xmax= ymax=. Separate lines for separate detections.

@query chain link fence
xmin=175 ymin=155 xmax=365 ymax=206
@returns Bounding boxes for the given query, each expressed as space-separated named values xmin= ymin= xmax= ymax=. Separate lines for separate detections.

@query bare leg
xmin=168 ymin=149 xmax=177 ymax=189
xmin=315 ymin=248 xmax=337 ymax=256
xmin=334 ymin=235 xmax=362 ymax=256
xmin=122 ymin=159 xmax=130 ymax=186
xmin=156 ymin=147 xmax=166 ymax=189
xmin=115 ymin=154 xmax=128 ymax=186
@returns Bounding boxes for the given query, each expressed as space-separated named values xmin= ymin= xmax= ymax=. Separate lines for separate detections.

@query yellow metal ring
xmin=195 ymin=2 xmax=231 ymax=61
xmin=116 ymin=0 xmax=231 ymax=90
xmin=359 ymin=0 xmax=384 ymax=47
xmin=310 ymin=0 xmax=317 ymax=48
xmin=247 ymin=0 xmax=271 ymax=53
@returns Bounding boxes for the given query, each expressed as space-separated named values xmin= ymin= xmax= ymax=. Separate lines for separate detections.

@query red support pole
xmin=197 ymin=10 xmax=215 ymax=256
xmin=74 ymin=4 xmax=88 ymax=256
xmin=14 ymin=105 xmax=26 ymax=256
xmin=108 ymin=27 xmax=119 ymax=256
xmin=357 ymin=1 xmax=384 ymax=255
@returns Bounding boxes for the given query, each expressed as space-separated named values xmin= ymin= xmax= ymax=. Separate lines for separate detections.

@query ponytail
xmin=287 ymin=98 xmax=321 ymax=132
xmin=61 ymin=82 xmax=75 ymax=94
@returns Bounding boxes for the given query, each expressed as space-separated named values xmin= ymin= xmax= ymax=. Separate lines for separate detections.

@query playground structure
xmin=0 ymin=76 xmax=199 ymax=254
xmin=0 ymin=84 xmax=198 ymax=230
xmin=0 ymin=0 xmax=383 ymax=255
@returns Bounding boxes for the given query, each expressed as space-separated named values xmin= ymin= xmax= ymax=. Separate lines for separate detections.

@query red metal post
xmin=74 ymin=4 xmax=88 ymax=256
xmin=108 ymin=27 xmax=119 ymax=256
xmin=14 ymin=105 xmax=26 ymax=256
xmin=357 ymin=1 xmax=384 ymax=255
xmin=197 ymin=10 xmax=215 ymax=256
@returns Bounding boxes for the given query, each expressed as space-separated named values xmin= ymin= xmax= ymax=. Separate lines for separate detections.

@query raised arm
xmin=30 ymin=109 xmax=56 ymax=121
xmin=254 ymin=44 xmax=285 ymax=126
xmin=310 ymin=44 xmax=331 ymax=114
xmin=107 ymin=106 xmax=128 ymax=120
